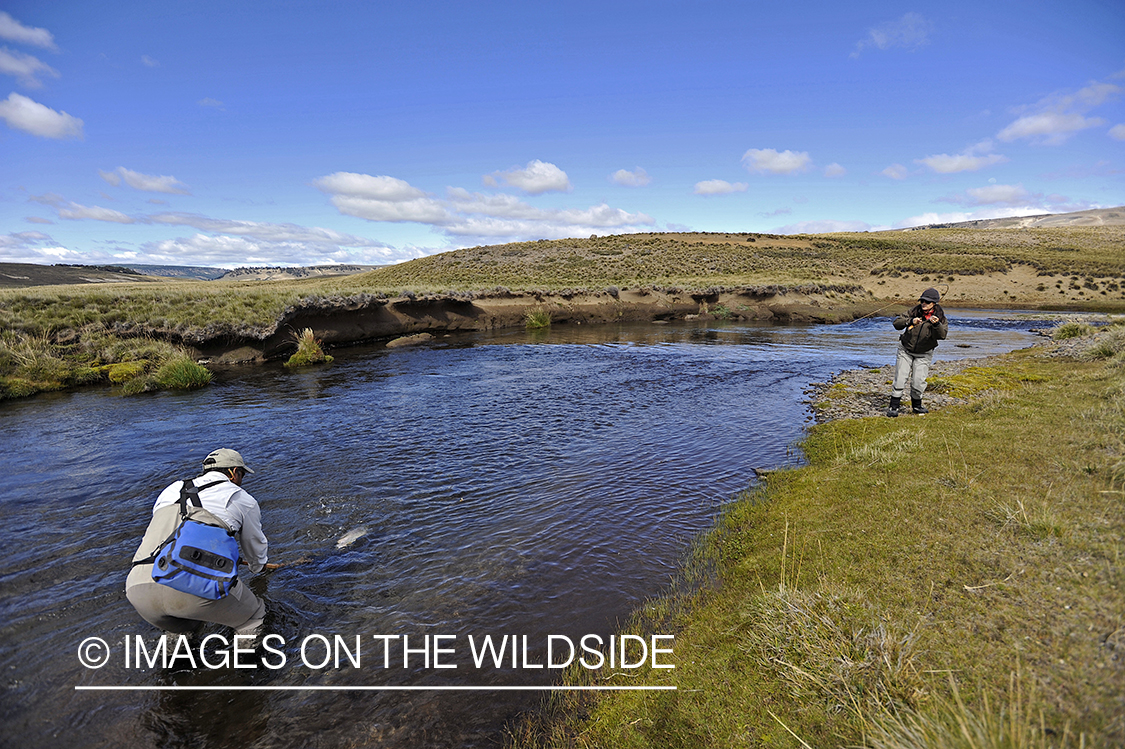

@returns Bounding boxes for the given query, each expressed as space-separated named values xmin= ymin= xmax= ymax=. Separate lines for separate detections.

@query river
xmin=0 ymin=312 xmax=1044 ymax=748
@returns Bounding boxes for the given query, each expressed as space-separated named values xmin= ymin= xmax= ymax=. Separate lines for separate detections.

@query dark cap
xmin=920 ymin=287 xmax=940 ymax=302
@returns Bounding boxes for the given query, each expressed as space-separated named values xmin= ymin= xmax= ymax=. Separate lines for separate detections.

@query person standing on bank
xmin=126 ymin=448 xmax=281 ymax=637
xmin=886 ymin=287 xmax=948 ymax=417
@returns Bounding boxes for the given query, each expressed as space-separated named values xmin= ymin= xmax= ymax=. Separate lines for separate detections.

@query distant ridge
xmin=0 ymin=262 xmax=383 ymax=288
xmin=898 ymin=205 xmax=1125 ymax=231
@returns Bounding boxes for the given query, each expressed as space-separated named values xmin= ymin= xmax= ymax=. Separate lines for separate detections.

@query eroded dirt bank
xmin=201 ymin=283 xmax=874 ymax=363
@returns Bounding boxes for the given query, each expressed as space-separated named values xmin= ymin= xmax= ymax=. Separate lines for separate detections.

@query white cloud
xmin=742 ymin=148 xmax=812 ymax=175
xmin=140 ymin=233 xmax=405 ymax=267
xmin=29 ymin=192 xmax=395 ymax=261
xmin=443 ymin=188 xmax=654 ymax=238
xmin=917 ymin=140 xmax=1008 ymax=173
xmin=486 ymin=159 xmax=572 ymax=194
xmin=0 ymin=46 xmax=59 ymax=88
xmin=693 ymin=179 xmax=748 ymax=195
xmin=315 ymin=171 xmax=653 ymax=242
xmin=776 ymin=219 xmax=872 ymax=234
xmin=998 ymin=80 xmax=1121 ymax=145
xmin=314 ymin=172 xmax=430 ymax=201
xmin=0 ymin=230 xmax=53 ymax=249
xmin=823 ymin=163 xmax=847 ymax=177
xmin=1110 ymin=124 xmax=1125 ymax=141
xmin=59 ymin=202 xmax=135 ymax=223
xmin=998 ymin=111 xmax=1105 ymax=144
xmin=881 ymin=163 xmax=909 ymax=180
xmin=147 ymin=213 xmax=387 ymax=248
xmin=965 ymin=184 xmax=1032 ymax=205
xmin=0 ymin=12 xmax=57 ymax=51
xmin=896 ymin=207 xmax=1049 ymax=228
xmin=610 ymin=167 xmax=651 ymax=187
xmin=141 ymin=55 xmax=159 ymax=68
xmin=0 ymin=92 xmax=83 ymax=139
xmin=851 ymin=13 xmax=933 ymax=59
xmin=313 ymin=172 xmax=449 ymax=223
xmin=99 ymin=166 xmax=191 ymax=195
xmin=198 ymin=97 xmax=224 ymax=109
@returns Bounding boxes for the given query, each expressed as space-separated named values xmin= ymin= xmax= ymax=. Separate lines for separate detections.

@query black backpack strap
xmin=131 ymin=479 xmax=230 ymax=567
xmin=177 ymin=478 xmax=226 ymax=518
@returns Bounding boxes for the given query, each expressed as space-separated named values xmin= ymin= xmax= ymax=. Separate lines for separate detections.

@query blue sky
xmin=2 ymin=1 xmax=1123 ymax=268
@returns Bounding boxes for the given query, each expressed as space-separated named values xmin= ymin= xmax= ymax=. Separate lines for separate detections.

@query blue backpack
xmin=146 ymin=479 xmax=241 ymax=600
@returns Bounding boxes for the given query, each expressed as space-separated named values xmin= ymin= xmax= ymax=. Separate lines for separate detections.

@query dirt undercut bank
xmin=240 ymin=283 xmax=874 ymax=362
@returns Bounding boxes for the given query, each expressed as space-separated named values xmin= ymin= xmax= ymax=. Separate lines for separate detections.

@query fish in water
xmin=336 ymin=526 xmax=369 ymax=549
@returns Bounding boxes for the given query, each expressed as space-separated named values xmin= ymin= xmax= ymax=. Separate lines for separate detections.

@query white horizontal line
xmin=76 ymin=685 xmax=676 ymax=692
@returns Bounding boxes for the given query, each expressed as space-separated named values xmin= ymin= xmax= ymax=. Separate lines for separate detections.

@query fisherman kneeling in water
xmin=126 ymin=448 xmax=280 ymax=639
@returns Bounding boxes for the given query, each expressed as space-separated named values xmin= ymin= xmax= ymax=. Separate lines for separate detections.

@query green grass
xmin=510 ymin=346 xmax=1125 ymax=748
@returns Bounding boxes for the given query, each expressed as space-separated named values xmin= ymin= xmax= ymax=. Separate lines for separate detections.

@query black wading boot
xmin=912 ymin=398 xmax=928 ymax=414
xmin=886 ymin=396 xmax=901 ymax=418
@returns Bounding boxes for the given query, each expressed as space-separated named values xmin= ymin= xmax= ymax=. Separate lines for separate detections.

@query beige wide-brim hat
xmin=202 ymin=448 xmax=255 ymax=474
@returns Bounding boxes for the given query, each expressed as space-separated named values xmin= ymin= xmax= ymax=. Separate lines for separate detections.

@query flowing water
xmin=0 ymin=312 xmax=1044 ymax=748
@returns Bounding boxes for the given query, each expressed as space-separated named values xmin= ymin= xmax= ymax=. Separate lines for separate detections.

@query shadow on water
xmin=0 ymin=313 xmax=1044 ymax=748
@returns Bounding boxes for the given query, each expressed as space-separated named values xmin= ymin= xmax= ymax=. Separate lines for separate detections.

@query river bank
xmin=512 ymin=325 xmax=1125 ymax=748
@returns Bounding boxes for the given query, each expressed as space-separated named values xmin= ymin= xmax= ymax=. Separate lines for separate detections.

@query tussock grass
xmin=284 ymin=328 xmax=334 ymax=367
xmin=513 ymin=348 xmax=1125 ymax=747
xmin=525 ymin=307 xmax=552 ymax=329
xmin=1053 ymin=321 xmax=1095 ymax=340
xmin=0 ymin=329 xmax=211 ymax=399
xmin=867 ymin=673 xmax=1081 ymax=749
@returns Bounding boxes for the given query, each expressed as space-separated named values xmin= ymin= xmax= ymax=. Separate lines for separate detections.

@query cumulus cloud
xmin=0 ymin=46 xmax=59 ymax=87
xmin=0 ymin=12 xmax=58 ymax=51
xmin=916 ymin=140 xmax=1008 ymax=173
xmin=693 ymin=179 xmax=748 ymax=195
xmin=1111 ymin=124 xmax=1125 ymax=141
xmin=881 ymin=163 xmax=909 ymax=180
xmin=0 ymin=92 xmax=83 ymax=138
xmin=610 ymin=167 xmax=651 ymax=187
xmin=315 ymin=172 xmax=653 ymax=242
xmin=99 ymin=166 xmax=191 ymax=195
xmin=851 ymin=13 xmax=933 ymax=59
xmin=484 ymin=160 xmax=572 ymax=194
xmin=742 ymin=148 xmax=812 ymax=175
xmin=314 ymin=172 xmax=450 ymax=223
xmin=824 ymin=163 xmax=847 ymax=177
xmin=998 ymin=79 xmax=1120 ymax=145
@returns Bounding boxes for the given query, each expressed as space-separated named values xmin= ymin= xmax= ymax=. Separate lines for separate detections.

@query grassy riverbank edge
xmin=510 ymin=335 xmax=1124 ymax=748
